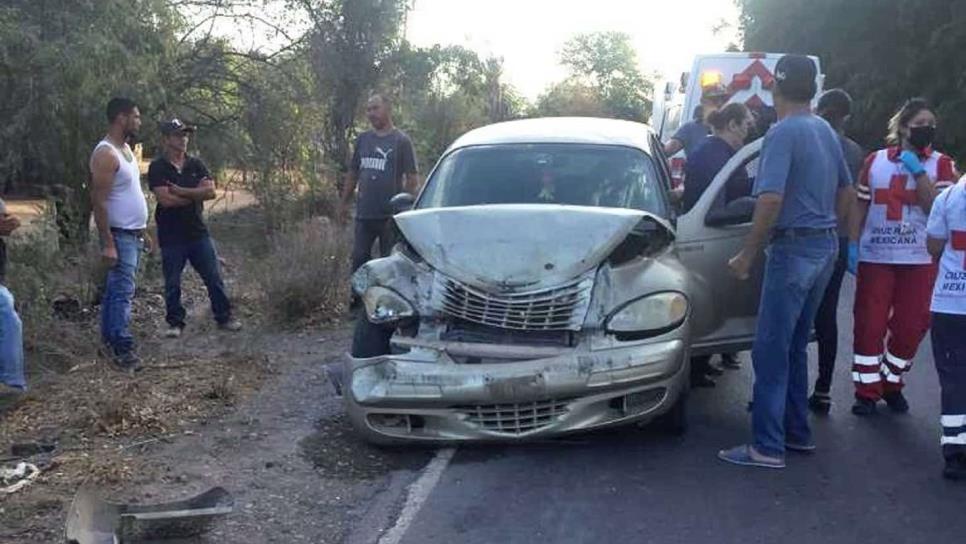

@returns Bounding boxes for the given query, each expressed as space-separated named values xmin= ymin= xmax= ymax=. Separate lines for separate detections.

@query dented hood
xmin=395 ymin=204 xmax=655 ymax=290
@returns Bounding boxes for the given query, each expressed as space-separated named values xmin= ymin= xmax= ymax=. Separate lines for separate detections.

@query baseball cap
xmin=774 ymin=55 xmax=818 ymax=101
xmin=159 ymin=118 xmax=196 ymax=135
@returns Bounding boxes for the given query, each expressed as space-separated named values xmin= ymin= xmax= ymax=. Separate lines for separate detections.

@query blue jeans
xmin=101 ymin=230 xmax=142 ymax=355
xmin=0 ymin=286 xmax=25 ymax=390
xmin=752 ymin=233 xmax=837 ymax=457
xmin=161 ymin=236 xmax=231 ymax=328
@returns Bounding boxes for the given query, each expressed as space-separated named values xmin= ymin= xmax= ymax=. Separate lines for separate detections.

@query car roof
xmin=446 ymin=117 xmax=656 ymax=155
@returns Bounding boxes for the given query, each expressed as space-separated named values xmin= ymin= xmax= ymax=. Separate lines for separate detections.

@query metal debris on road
xmin=1 ymin=461 xmax=41 ymax=494
xmin=64 ymin=486 xmax=234 ymax=543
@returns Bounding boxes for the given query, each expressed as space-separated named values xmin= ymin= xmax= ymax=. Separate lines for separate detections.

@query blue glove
xmin=847 ymin=241 xmax=859 ymax=276
xmin=899 ymin=150 xmax=926 ymax=176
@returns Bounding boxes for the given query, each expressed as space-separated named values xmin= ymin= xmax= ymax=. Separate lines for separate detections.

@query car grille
xmin=432 ymin=274 xmax=593 ymax=331
xmin=456 ymin=399 xmax=571 ymax=435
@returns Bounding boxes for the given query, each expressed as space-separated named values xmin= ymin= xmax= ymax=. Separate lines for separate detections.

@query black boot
xmin=943 ymin=455 xmax=966 ymax=481
xmin=851 ymin=397 xmax=877 ymax=416
xmin=883 ymin=391 xmax=910 ymax=413
xmin=808 ymin=390 xmax=832 ymax=415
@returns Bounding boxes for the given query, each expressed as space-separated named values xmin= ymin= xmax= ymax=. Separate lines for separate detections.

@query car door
xmin=674 ymin=139 xmax=765 ymax=356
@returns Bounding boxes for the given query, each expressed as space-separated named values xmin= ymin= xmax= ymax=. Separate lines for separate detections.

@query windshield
xmin=417 ymin=144 xmax=669 ymax=217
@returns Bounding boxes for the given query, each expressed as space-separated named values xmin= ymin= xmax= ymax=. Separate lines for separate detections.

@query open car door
xmin=675 ymin=139 xmax=765 ymax=356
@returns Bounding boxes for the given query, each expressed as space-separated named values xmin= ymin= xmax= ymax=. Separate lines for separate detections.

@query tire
xmin=350 ymin=318 xmax=393 ymax=358
xmin=657 ymin=391 xmax=689 ymax=436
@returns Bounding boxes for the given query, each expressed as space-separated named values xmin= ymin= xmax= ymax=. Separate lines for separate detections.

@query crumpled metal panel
xmin=394 ymin=204 xmax=645 ymax=291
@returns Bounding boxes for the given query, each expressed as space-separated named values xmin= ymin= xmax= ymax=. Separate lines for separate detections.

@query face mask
xmin=908 ymin=125 xmax=935 ymax=150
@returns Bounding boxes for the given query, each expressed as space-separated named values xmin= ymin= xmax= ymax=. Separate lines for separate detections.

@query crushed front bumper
xmin=343 ymin=337 xmax=688 ymax=442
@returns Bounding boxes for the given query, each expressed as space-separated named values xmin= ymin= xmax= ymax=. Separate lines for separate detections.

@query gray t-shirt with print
xmin=350 ymin=129 xmax=418 ymax=220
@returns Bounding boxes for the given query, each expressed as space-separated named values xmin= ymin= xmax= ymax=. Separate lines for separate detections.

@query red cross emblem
xmin=953 ymin=230 xmax=966 ymax=269
xmin=728 ymin=61 xmax=776 ymax=93
xmin=873 ymin=174 xmax=918 ymax=221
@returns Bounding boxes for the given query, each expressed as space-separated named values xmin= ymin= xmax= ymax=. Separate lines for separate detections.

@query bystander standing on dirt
xmin=0 ymin=196 xmax=25 ymax=411
xmin=89 ymin=97 xmax=149 ymax=373
xmin=338 ymin=94 xmax=420 ymax=276
xmin=148 ymin=119 xmax=241 ymax=338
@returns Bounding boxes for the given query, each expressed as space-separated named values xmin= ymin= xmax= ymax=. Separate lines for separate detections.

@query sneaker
xmin=110 ymin=351 xmax=142 ymax=374
xmin=164 ymin=326 xmax=182 ymax=339
xmin=720 ymin=353 xmax=742 ymax=369
xmin=808 ymin=391 xmax=832 ymax=415
xmin=943 ymin=455 xmax=966 ymax=481
xmin=718 ymin=444 xmax=785 ymax=469
xmin=883 ymin=391 xmax=910 ymax=413
xmin=706 ymin=363 xmax=725 ymax=377
xmin=851 ymin=397 xmax=878 ymax=416
xmin=218 ymin=319 xmax=242 ymax=332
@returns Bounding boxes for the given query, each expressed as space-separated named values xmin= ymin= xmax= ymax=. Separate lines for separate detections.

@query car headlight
xmin=362 ymin=286 xmax=416 ymax=324
xmin=606 ymin=292 xmax=688 ymax=339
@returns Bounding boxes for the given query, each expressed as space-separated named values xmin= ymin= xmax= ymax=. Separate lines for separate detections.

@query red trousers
xmin=852 ymin=262 xmax=938 ymax=401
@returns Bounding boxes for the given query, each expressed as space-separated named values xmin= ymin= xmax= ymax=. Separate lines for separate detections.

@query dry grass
xmin=255 ymin=216 xmax=351 ymax=324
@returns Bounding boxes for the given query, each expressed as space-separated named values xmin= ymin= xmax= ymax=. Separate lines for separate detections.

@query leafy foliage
xmin=738 ymin=0 xmax=966 ymax=161
xmin=536 ymin=31 xmax=653 ymax=122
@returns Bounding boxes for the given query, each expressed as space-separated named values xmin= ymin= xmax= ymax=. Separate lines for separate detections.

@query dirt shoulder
xmin=2 ymin=322 xmax=436 ymax=543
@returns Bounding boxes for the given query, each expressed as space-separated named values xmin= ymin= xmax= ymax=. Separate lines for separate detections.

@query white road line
xmin=378 ymin=447 xmax=456 ymax=544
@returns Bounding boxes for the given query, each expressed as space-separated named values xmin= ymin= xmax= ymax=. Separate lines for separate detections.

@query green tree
xmin=534 ymin=79 xmax=609 ymax=119
xmin=738 ymin=0 xmax=966 ymax=161
xmin=0 ymin=0 xmax=180 ymax=240
xmin=552 ymin=31 xmax=653 ymax=122
xmin=299 ymin=0 xmax=411 ymax=173
xmin=382 ymin=43 xmax=524 ymax=169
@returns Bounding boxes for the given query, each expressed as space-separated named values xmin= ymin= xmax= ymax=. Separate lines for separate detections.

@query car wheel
xmin=658 ymin=391 xmax=688 ymax=436
xmin=350 ymin=318 xmax=393 ymax=358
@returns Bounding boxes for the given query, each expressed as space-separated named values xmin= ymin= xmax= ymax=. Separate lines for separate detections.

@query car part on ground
xmin=64 ymin=486 xmax=233 ymax=543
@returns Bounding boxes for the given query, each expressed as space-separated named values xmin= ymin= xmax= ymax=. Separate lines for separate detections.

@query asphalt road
xmin=389 ymin=277 xmax=966 ymax=544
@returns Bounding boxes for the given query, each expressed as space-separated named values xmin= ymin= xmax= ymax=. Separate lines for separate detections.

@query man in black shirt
xmin=338 ymin=94 xmax=420 ymax=272
xmin=148 ymin=119 xmax=240 ymax=338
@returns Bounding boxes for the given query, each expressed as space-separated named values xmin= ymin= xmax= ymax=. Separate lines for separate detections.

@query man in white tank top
xmin=89 ymin=97 xmax=148 ymax=372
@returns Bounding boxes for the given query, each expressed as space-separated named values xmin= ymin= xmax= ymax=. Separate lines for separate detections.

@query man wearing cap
xmin=719 ymin=55 xmax=856 ymax=468
xmin=664 ymin=82 xmax=730 ymax=158
xmin=148 ymin=119 xmax=240 ymax=339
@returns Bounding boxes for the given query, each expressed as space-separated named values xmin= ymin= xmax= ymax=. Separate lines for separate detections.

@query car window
xmin=417 ymin=144 xmax=669 ymax=217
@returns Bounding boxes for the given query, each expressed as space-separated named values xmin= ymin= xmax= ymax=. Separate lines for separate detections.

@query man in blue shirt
xmin=718 ymin=55 xmax=856 ymax=469
xmin=664 ymin=82 xmax=730 ymax=157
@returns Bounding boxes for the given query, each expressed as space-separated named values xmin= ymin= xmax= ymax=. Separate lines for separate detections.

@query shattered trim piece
xmin=1 ymin=461 xmax=41 ymax=494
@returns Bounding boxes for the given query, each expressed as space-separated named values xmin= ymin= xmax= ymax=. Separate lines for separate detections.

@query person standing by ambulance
xmin=926 ymin=174 xmax=966 ymax=480
xmin=807 ymin=89 xmax=865 ymax=414
xmin=850 ymin=98 xmax=959 ymax=416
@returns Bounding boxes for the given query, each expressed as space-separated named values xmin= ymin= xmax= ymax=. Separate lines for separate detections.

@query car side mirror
xmin=705 ymin=196 xmax=756 ymax=227
xmin=389 ymin=192 xmax=415 ymax=215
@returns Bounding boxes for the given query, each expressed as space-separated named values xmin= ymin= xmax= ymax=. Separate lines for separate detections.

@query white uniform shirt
xmin=856 ymin=147 xmax=957 ymax=264
xmin=927 ymin=177 xmax=966 ymax=315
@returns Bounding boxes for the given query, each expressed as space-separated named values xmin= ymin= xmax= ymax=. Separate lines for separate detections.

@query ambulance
xmin=653 ymin=52 xmax=825 ymax=189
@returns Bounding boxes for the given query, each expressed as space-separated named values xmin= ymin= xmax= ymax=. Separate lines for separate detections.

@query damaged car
xmin=344 ymin=117 xmax=764 ymax=443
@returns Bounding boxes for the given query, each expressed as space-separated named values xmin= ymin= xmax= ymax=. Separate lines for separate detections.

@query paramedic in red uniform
xmin=926 ymin=173 xmax=966 ymax=480
xmin=850 ymin=98 xmax=959 ymax=416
